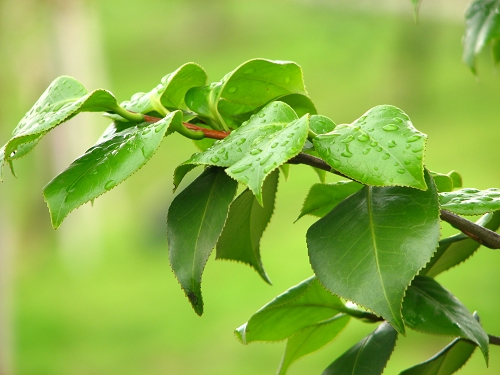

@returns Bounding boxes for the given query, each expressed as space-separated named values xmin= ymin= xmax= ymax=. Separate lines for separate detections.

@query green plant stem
xmin=334 ymin=304 xmax=383 ymax=323
xmin=489 ymin=335 xmax=500 ymax=346
xmin=110 ymin=104 xmax=145 ymax=123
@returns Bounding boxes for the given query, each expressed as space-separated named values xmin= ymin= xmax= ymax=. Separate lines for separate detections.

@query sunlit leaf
xmin=216 ymin=169 xmax=279 ymax=283
xmin=313 ymin=105 xmax=427 ymax=190
xmin=44 ymin=111 xmax=183 ymax=228
xmin=277 ymin=314 xmax=350 ymax=375
xmin=448 ymin=171 xmax=463 ymax=189
xmin=431 ymin=171 xmax=454 ymax=192
xmin=307 ymin=170 xmax=440 ymax=333
xmin=297 ymin=181 xmax=363 ymax=220
xmin=322 ymin=322 xmax=397 ymax=375
xmin=463 ymin=0 xmax=500 ymax=73
xmin=403 ymin=276 xmax=489 ymax=362
xmin=421 ymin=211 xmax=500 ymax=277
xmin=439 ymin=187 xmax=500 ymax=215
xmin=183 ymin=101 xmax=309 ymax=204
xmin=167 ymin=167 xmax=238 ymax=315
xmin=186 ymin=59 xmax=309 ymax=130
xmin=235 ymin=277 xmax=344 ymax=343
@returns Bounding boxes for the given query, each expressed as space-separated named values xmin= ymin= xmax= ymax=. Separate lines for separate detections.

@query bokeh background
xmin=1 ymin=0 xmax=500 ymax=374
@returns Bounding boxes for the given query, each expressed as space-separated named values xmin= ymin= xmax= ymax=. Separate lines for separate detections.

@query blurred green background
xmin=1 ymin=0 xmax=500 ymax=374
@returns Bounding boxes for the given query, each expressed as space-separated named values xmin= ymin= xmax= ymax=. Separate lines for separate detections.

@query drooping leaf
xmin=421 ymin=211 xmax=500 ymax=277
xmin=0 ymin=77 xmax=124 ymax=179
xmin=297 ymin=181 xmax=363 ymax=220
xmin=402 ymin=276 xmax=489 ymax=362
xmin=216 ymin=169 xmax=279 ymax=283
xmin=166 ymin=167 xmax=238 ymax=315
xmin=312 ymin=105 xmax=427 ymax=190
xmin=399 ymin=338 xmax=476 ymax=375
xmin=307 ymin=170 xmax=440 ymax=333
xmin=463 ymin=0 xmax=500 ymax=73
xmin=277 ymin=314 xmax=350 ymax=375
xmin=279 ymin=93 xmax=317 ymax=117
xmin=235 ymin=277 xmax=344 ymax=343
xmin=322 ymin=322 xmax=398 ymax=375
xmin=43 ymin=111 xmax=183 ymax=228
xmin=185 ymin=59 xmax=309 ymax=130
xmin=448 ymin=171 xmax=463 ymax=189
xmin=439 ymin=187 xmax=500 ymax=215
xmin=182 ymin=101 xmax=309 ymax=204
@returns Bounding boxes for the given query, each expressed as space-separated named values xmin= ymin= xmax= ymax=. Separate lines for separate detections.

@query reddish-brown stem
xmin=143 ymin=114 xmax=230 ymax=140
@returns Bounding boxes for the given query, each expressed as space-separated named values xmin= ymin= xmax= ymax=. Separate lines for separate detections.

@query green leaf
xmin=172 ymin=164 xmax=199 ymax=192
xmin=439 ymin=188 xmax=500 ymax=215
xmin=279 ymin=93 xmax=317 ymax=117
xmin=167 ymin=167 xmax=238 ymax=315
xmin=399 ymin=338 xmax=476 ymax=375
xmin=421 ymin=211 xmax=500 ymax=277
xmin=463 ymin=0 xmax=500 ymax=73
xmin=43 ymin=111 xmax=183 ymax=228
xmin=402 ymin=276 xmax=489 ymax=362
xmin=307 ymin=170 xmax=440 ymax=333
xmin=312 ymin=105 xmax=427 ymax=190
xmin=297 ymin=181 xmax=363 ymax=220
xmin=322 ymin=322 xmax=398 ymax=375
xmin=277 ymin=314 xmax=350 ymax=375
xmin=185 ymin=59 xmax=309 ymax=130
xmin=235 ymin=277 xmax=344 ymax=343
xmin=184 ymin=101 xmax=309 ymax=204
xmin=310 ymin=115 xmax=336 ymax=135
xmin=410 ymin=0 xmax=421 ymax=21
xmin=448 ymin=171 xmax=463 ymax=189
xmin=0 ymin=77 xmax=123 ymax=178
xmin=216 ymin=169 xmax=279 ymax=283
xmin=114 ymin=63 xmax=207 ymax=118
xmin=431 ymin=171 xmax=454 ymax=193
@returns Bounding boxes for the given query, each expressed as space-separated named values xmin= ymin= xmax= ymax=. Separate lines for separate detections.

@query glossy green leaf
xmin=439 ymin=188 xmax=500 ymax=215
xmin=312 ymin=105 xmax=427 ymax=190
xmin=322 ymin=322 xmax=397 ymax=375
xmin=277 ymin=314 xmax=350 ymax=375
xmin=0 ymin=77 xmax=124 ymax=179
xmin=431 ymin=171 xmax=454 ymax=193
xmin=43 ymin=111 xmax=183 ymax=228
xmin=185 ymin=59 xmax=309 ymax=130
xmin=279 ymin=94 xmax=317 ymax=117
xmin=463 ymin=0 xmax=500 ymax=73
xmin=235 ymin=277 xmax=344 ymax=343
xmin=183 ymin=101 xmax=309 ymax=204
xmin=307 ymin=170 xmax=440 ymax=333
xmin=114 ymin=63 xmax=206 ymax=118
xmin=448 ymin=171 xmax=463 ymax=189
xmin=167 ymin=167 xmax=238 ymax=315
xmin=172 ymin=164 xmax=199 ymax=192
xmin=297 ymin=181 xmax=363 ymax=220
xmin=421 ymin=211 xmax=500 ymax=277
xmin=310 ymin=115 xmax=336 ymax=135
xmin=216 ymin=170 xmax=279 ymax=283
xmin=399 ymin=338 xmax=476 ymax=375
xmin=402 ymin=276 xmax=489 ymax=362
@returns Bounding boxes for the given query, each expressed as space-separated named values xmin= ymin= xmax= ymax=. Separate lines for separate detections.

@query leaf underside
xmin=307 ymin=170 xmax=440 ymax=333
xmin=439 ymin=187 xmax=500 ymax=215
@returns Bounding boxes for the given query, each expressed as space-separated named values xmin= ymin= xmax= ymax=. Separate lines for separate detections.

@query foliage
xmin=3 ymin=1 xmax=500 ymax=373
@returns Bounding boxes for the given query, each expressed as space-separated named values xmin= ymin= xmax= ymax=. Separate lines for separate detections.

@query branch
xmin=489 ymin=334 xmax=500 ymax=346
xmin=141 ymin=112 xmax=500 ymax=249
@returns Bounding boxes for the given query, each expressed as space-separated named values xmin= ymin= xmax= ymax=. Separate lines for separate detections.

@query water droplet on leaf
xmin=383 ymin=124 xmax=398 ymax=132
xmin=232 ymin=163 xmax=252 ymax=173
xmin=227 ymin=87 xmax=237 ymax=93
xmin=407 ymin=135 xmax=421 ymax=143
xmin=341 ymin=135 xmax=354 ymax=143
xmin=388 ymin=140 xmax=397 ymax=148
xmin=236 ymin=138 xmax=246 ymax=145
xmin=210 ymin=156 xmax=220 ymax=163
xmin=382 ymin=153 xmax=390 ymax=160
xmin=362 ymin=148 xmax=371 ymax=155
xmin=250 ymin=148 xmax=262 ymax=155
xmin=104 ymin=180 xmax=115 ymax=190
xmin=357 ymin=134 xmax=370 ymax=142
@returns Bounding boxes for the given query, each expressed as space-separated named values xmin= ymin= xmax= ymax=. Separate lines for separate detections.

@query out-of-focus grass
xmin=8 ymin=1 xmax=500 ymax=374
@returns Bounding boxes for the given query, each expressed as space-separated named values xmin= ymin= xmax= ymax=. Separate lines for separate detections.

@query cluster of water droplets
xmin=442 ymin=188 xmax=500 ymax=209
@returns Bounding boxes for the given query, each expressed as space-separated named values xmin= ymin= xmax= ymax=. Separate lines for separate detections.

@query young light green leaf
xmin=448 ymin=170 xmax=463 ymax=189
xmin=307 ymin=170 xmax=440 ymax=334
xmin=279 ymin=93 xmax=317 ymax=117
xmin=399 ymin=338 xmax=476 ymax=375
xmin=402 ymin=276 xmax=489 ymax=362
xmin=297 ymin=181 xmax=363 ymax=221
xmin=310 ymin=115 xmax=336 ymax=135
xmin=439 ymin=187 xmax=500 ymax=215
xmin=1 ymin=77 xmax=125 ymax=178
xmin=322 ymin=322 xmax=398 ymax=375
xmin=312 ymin=105 xmax=427 ymax=190
xmin=167 ymin=167 xmax=238 ymax=316
xmin=183 ymin=101 xmax=309 ymax=204
xmin=431 ymin=171 xmax=454 ymax=193
xmin=277 ymin=314 xmax=350 ymax=375
xmin=43 ymin=111 xmax=183 ymax=229
xmin=113 ymin=63 xmax=207 ymax=119
xmin=216 ymin=169 xmax=279 ymax=283
xmin=186 ymin=59 xmax=309 ymax=130
xmin=235 ymin=277 xmax=344 ymax=344
xmin=463 ymin=0 xmax=500 ymax=73
xmin=421 ymin=211 xmax=500 ymax=277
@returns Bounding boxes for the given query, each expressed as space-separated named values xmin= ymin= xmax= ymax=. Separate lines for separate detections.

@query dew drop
xmin=383 ymin=124 xmax=398 ymax=132
xmin=394 ymin=118 xmax=403 ymax=124
xmin=341 ymin=135 xmax=354 ymax=143
xmin=111 ymin=150 xmax=119 ymax=157
xmin=232 ymin=163 xmax=252 ymax=173
xmin=271 ymin=142 xmax=279 ymax=148
xmin=284 ymin=77 xmax=291 ymax=84
xmin=281 ymin=140 xmax=289 ymax=146
xmin=362 ymin=148 xmax=371 ymax=155
xmin=154 ymin=124 xmax=164 ymax=133
xmin=404 ymin=160 xmax=411 ymax=165
xmin=382 ymin=153 xmax=390 ymax=160
xmin=236 ymin=138 xmax=246 ymax=145
xmin=412 ymin=146 xmax=424 ymax=153
xmin=227 ymin=87 xmax=237 ymax=93
xmin=341 ymin=147 xmax=353 ymax=158
xmin=259 ymin=154 xmax=272 ymax=165
xmin=375 ymin=146 xmax=383 ymax=152
xmin=330 ymin=158 xmax=341 ymax=168
xmin=370 ymin=141 xmax=378 ymax=147
xmin=264 ymin=163 xmax=276 ymax=174
xmin=390 ymin=178 xmax=394 ymax=183
xmin=406 ymin=144 xmax=411 ymax=149
xmin=374 ymin=166 xmax=379 ymax=171
xmin=407 ymin=135 xmax=421 ymax=143
xmin=388 ymin=140 xmax=397 ymax=148
xmin=222 ymin=152 xmax=229 ymax=160
xmin=259 ymin=113 xmax=265 ymax=118
xmin=236 ymin=147 xmax=243 ymax=152
xmin=217 ymin=147 xmax=226 ymax=154
xmin=104 ymin=180 xmax=115 ymax=190
xmin=357 ymin=134 xmax=370 ymax=142
xmin=261 ymin=119 xmax=266 ymax=123
xmin=273 ymin=103 xmax=279 ymax=108
xmin=210 ymin=156 xmax=220 ymax=163
xmin=397 ymin=168 xmax=406 ymax=174
xmin=287 ymin=147 xmax=300 ymax=156
xmin=250 ymin=148 xmax=262 ymax=155
xmin=243 ymin=68 xmax=255 ymax=75
xmin=142 ymin=128 xmax=151 ymax=135
xmin=359 ymin=116 xmax=367 ymax=122
xmin=482 ymin=196 xmax=494 ymax=202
